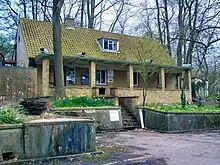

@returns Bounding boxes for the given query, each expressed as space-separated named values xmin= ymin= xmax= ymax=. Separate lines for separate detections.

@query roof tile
xmin=19 ymin=18 xmax=175 ymax=65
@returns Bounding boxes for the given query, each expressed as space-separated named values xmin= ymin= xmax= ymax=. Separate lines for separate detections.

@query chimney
xmin=64 ymin=18 xmax=75 ymax=29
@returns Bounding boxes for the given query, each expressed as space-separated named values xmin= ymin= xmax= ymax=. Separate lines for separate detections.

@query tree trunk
xmin=163 ymin=0 xmax=171 ymax=56
xmin=35 ymin=0 xmax=38 ymax=20
xmin=186 ymin=0 xmax=199 ymax=64
xmin=155 ymin=0 xmax=163 ymax=45
xmin=87 ymin=0 xmax=95 ymax=28
xmin=176 ymin=0 xmax=184 ymax=66
xmin=52 ymin=0 xmax=66 ymax=99
xmin=80 ymin=0 xmax=84 ymax=27
xmin=31 ymin=0 xmax=35 ymax=19
xmin=23 ymin=0 xmax=27 ymax=18
xmin=43 ymin=0 xmax=47 ymax=21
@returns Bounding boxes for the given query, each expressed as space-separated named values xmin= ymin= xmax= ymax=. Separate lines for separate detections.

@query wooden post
xmin=187 ymin=70 xmax=192 ymax=102
xmin=161 ymin=67 xmax=165 ymax=91
xmin=42 ymin=58 xmax=50 ymax=96
xmin=127 ymin=64 xmax=133 ymax=90
xmin=114 ymin=97 xmax=119 ymax=106
xmin=89 ymin=61 xmax=96 ymax=87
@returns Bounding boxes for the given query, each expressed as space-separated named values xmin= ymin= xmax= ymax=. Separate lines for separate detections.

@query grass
xmin=0 ymin=104 xmax=27 ymax=124
xmin=147 ymin=104 xmax=220 ymax=113
xmin=82 ymin=146 xmax=125 ymax=161
xmin=0 ymin=103 xmax=63 ymax=125
xmin=53 ymin=96 xmax=114 ymax=107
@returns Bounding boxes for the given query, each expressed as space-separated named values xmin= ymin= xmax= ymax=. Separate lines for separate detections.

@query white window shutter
xmin=107 ymin=69 xmax=114 ymax=82
xmin=117 ymin=41 xmax=119 ymax=51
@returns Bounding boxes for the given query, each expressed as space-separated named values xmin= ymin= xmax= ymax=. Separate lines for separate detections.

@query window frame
xmin=66 ymin=67 xmax=76 ymax=85
xmin=96 ymin=69 xmax=107 ymax=85
xmin=81 ymin=71 xmax=89 ymax=85
xmin=102 ymin=38 xmax=119 ymax=52
xmin=133 ymin=72 xmax=139 ymax=87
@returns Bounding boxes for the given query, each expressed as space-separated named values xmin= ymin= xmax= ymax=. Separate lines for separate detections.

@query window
xmin=97 ymin=38 xmax=119 ymax=52
xmin=103 ymin=39 xmax=118 ymax=51
xmin=66 ymin=68 xmax=75 ymax=85
xmin=81 ymin=72 xmax=89 ymax=85
xmin=133 ymin=72 xmax=139 ymax=87
xmin=96 ymin=69 xmax=106 ymax=85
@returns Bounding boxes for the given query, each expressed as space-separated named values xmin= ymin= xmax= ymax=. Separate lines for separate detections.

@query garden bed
xmin=140 ymin=104 xmax=220 ymax=132
xmin=50 ymin=96 xmax=123 ymax=130
xmin=0 ymin=103 xmax=96 ymax=162
xmin=52 ymin=96 xmax=115 ymax=107
xmin=51 ymin=107 xmax=123 ymax=131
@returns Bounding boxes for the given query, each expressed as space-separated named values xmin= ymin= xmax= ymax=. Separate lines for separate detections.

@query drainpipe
xmin=139 ymin=108 xmax=144 ymax=129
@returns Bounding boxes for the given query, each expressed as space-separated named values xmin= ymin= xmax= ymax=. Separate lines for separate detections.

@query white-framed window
xmin=97 ymin=38 xmax=119 ymax=52
xmin=96 ymin=69 xmax=106 ymax=85
xmin=66 ymin=68 xmax=75 ymax=85
xmin=133 ymin=72 xmax=139 ymax=87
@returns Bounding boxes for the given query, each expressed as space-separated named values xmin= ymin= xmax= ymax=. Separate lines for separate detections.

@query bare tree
xmin=126 ymin=38 xmax=162 ymax=106
xmin=86 ymin=0 xmax=120 ymax=29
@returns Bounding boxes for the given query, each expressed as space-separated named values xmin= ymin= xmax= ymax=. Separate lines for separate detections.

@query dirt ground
xmin=20 ymin=129 xmax=220 ymax=165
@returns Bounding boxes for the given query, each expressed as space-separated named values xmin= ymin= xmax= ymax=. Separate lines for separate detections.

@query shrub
xmin=53 ymin=96 xmax=114 ymax=107
xmin=0 ymin=104 xmax=26 ymax=124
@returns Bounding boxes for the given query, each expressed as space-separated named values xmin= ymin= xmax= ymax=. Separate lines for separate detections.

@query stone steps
xmin=121 ymin=107 xmax=140 ymax=129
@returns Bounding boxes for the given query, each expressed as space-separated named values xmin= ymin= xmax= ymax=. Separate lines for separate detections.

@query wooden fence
xmin=0 ymin=66 xmax=37 ymax=103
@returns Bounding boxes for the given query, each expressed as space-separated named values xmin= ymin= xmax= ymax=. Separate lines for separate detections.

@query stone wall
xmin=0 ymin=118 xmax=95 ymax=162
xmin=49 ymin=86 xmax=92 ymax=97
xmin=0 ymin=66 xmax=37 ymax=103
xmin=0 ymin=124 xmax=24 ymax=161
xmin=51 ymin=107 xmax=123 ymax=130
xmin=142 ymin=108 xmax=220 ymax=132
xmin=24 ymin=118 xmax=95 ymax=158
xmin=118 ymin=89 xmax=191 ymax=105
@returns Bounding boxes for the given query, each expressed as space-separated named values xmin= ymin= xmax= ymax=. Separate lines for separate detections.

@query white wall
xmin=16 ymin=24 xmax=29 ymax=67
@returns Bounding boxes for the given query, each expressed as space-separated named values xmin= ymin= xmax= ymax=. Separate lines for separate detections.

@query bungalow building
xmin=16 ymin=18 xmax=192 ymax=106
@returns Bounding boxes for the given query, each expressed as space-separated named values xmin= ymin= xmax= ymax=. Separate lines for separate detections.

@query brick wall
xmin=118 ymin=89 xmax=191 ymax=105
xmin=0 ymin=67 xmax=37 ymax=103
xmin=49 ymin=86 xmax=92 ymax=97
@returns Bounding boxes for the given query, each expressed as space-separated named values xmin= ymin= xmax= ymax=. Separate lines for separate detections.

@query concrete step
xmin=123 ymin=125 xmax=140 ymax=129
xmin=122 ymin=118 xmax=137 ymax=122
xmin=121 ymin=115 xmax=134 ymax=119
xmin=121 ymin=107 xmax=140 ymax=129
xmin=123 ymin=122 xmax=139 ymax=126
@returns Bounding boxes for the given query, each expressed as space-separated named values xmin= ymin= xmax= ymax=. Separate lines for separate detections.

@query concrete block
xmin=0 ymin=124 xmax=24 ymax=161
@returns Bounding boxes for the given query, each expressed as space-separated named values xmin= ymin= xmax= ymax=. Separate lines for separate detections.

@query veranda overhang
xmin=35 ymin=53 xmax=192 ymax=72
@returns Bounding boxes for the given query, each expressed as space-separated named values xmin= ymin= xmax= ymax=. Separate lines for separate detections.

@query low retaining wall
xmin=142 ymin=108 xmax=220 ymax=132
xmin=0 ymin=124 xmax=24 ymax=161
xmin=0 ymin=118 xmax=95 ymax=162
xmin=51 ymin=107 xmax=123 ymax=130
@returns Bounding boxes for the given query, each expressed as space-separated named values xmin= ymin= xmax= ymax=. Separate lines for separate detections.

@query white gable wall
xmin=16 ymin=24 xmax=29 ymax=67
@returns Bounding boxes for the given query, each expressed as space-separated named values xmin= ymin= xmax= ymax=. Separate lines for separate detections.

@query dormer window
xmin=97 ymin=38 xmax=119 ymax=52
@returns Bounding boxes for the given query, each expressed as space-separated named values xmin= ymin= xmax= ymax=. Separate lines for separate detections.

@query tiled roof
xmin=19 ymin=18 xmax=175 ymax=65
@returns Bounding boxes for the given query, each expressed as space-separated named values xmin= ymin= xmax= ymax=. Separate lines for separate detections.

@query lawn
xmin=147 ymin=104 xmax=220 ymax=113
